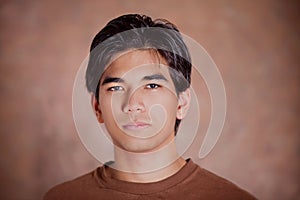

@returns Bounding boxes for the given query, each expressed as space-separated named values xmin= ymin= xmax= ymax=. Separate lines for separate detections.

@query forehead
xmin=102 ymin=49 xmax=170 ymax=78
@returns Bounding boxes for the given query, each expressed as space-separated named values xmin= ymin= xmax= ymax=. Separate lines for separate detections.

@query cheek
xmin=145 ymin=92 xmax=178 ymax=119
xmin=99 ymin=96 xmax=114 ymax=117
xmin=149 ymin=88 xmax=178 ymax=107
xmin=100 ymin=95 xmax=125 ymax=127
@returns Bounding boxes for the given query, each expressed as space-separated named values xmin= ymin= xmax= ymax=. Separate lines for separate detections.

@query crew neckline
xmin=93 ymin=159 xmax=198 ymax=195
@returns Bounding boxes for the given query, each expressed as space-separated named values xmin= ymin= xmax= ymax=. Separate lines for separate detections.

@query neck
xmin=108 ymin=139 xmax=186 ymax=183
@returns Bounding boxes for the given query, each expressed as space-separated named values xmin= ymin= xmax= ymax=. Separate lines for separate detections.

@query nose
xmin=122 ymin=88 xmax=145 ymax=113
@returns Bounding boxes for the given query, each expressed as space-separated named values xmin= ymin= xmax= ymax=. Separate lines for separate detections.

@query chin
xmin=121 ymin=145 xmax=155 ymax=154
xmin=120 ymin=137 xmax=174 ymax=154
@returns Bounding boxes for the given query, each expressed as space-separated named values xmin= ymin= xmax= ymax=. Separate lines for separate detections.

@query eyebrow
xmin=101 ymin=77 xmax=125 ymax=85
xmin=101 ymin=74 xmax=168 ymax=86
xmin=142 ymin=74 xmax=168 ymax=82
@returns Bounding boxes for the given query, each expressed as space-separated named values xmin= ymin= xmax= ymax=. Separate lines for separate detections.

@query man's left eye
xmin=145 ymin=84 xmax=160 ymax=89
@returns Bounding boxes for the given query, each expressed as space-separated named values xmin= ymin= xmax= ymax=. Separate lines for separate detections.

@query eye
xmin=107 ymin=86 xmax=124 ymax=91
xmin=145 ymin=83 xmax=160 ymax=89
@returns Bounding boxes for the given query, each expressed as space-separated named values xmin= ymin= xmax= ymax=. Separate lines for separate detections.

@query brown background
xmin=0 ymin=0 xmax=299 ymax=199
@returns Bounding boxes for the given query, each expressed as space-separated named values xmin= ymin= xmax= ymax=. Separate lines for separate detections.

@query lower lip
xmin=122 ymin=124 xmax=150 ymax=130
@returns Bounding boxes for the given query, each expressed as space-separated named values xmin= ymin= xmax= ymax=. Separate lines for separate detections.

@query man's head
xmin=86 ymin=14 xmax=192 ymax=145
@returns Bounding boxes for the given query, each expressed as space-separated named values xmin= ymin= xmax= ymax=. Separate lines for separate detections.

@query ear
xmin=91 ymin=94 xmax=104 ymax=123
xmin=176 ymin=88 xmax=191 ymax=120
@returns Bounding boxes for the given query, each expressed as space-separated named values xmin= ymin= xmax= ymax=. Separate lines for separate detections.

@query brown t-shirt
xmin=44 ymin=159 xmax=256 ymax=199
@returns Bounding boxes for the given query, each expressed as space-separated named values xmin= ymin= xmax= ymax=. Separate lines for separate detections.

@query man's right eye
xmin=107 ymin=86 xmax=124 ymax=91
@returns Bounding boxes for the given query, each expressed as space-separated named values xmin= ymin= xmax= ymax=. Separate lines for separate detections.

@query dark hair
xmin=86 ymin=14 xmax=192 ymax=133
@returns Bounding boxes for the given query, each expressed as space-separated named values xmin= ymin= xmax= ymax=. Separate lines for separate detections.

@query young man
xmin=44 ymin=14 xmax=256 ymax=199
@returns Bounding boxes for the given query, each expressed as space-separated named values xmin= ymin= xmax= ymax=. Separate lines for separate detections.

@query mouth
xmin=122 ymin=122 xmax=151 ymax=130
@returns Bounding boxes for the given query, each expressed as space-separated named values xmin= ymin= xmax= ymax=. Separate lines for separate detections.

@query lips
xmin=122 ymin=122 xmax=151 ymax=130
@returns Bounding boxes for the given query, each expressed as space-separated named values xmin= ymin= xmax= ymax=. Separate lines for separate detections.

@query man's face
xmin=96 ymin=50 xmax=186 ymax=153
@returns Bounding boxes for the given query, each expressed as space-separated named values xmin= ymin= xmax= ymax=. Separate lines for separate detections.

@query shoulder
xmin=43 ymin=169 xmax=99 ymax=200
xmin=182 ymin=160 xmax=257 ymax=199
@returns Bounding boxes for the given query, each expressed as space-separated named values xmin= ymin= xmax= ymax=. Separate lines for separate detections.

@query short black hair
xmin=86 ymin=14 xmax=192 ymax=133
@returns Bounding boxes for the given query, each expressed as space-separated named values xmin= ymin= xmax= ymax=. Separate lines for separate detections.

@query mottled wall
xmin=0 ymin=0 xmax=299 ymax=199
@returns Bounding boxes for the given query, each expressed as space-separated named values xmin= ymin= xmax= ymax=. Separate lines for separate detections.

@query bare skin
xmin=92 ymin=49 xmax=190 ymax=183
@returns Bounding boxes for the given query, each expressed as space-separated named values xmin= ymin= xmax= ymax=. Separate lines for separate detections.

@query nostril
xmin=126 ymin=104 xmax=144 ymax=113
